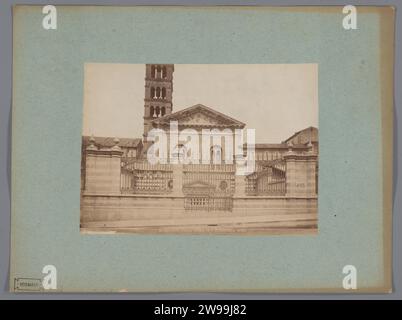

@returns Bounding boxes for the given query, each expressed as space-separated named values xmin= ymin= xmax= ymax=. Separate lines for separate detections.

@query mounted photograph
xmin=10 ymin=5 xmax=394 ymax=293
xmin=80 ymin=64 xmax=318 ymax=235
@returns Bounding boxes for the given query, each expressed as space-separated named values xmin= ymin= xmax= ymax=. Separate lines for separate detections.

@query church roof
xmin=151 ymin=104 xmax=246 ymax=129
xmin=283 ymin=126 xmax=318 ymax=144
xmin=244 ymin=143 xmax=309 ymax=149
xmin=254 ymin=143 xmax=289 ymax=149
xmin=82 ymin=136 xmax=142 ymax=148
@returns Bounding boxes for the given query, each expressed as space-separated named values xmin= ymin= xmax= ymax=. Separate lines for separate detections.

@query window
xmin=172 ymin=144 xmax=186 ymax=162
xmin=210 ymin=145 xmax=222 ymax=164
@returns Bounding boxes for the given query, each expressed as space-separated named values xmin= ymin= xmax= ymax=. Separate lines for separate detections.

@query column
xmin=284 ymin=148 xmax=318 ymax=197
xmin=172 ymin=164 xmax=184 ymax=196
xmin=234 ymin=173 xmax=246 ymax=197
xmin=84 ymin=137 xmax=123 ymax=194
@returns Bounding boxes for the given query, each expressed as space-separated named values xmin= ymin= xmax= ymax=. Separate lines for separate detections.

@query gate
xmin=246 ymin=159 xmax=286 ymax=196
xmin=183 ymin=180 xmax=233 ymax=212
xmin=184 ymin=196 xmax=233 ymax=212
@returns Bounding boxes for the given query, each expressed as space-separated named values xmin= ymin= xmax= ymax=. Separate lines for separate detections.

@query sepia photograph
xmin=7 ymin=4 xmax=395 ymax=295
xmin=80 ymin=64 xmax=319 ymax=235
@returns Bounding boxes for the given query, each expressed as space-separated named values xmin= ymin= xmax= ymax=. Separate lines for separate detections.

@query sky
xmin=82 ymin=64 xmax=318 ymax=143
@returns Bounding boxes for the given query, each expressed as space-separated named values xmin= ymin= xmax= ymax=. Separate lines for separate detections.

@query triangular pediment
xmin=151 ymin=104 xmax=245 ymax=129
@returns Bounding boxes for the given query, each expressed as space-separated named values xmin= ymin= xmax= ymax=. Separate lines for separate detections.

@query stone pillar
xmin=84 ymin=137 xmax=123 ymax=194
xmin=234 ymin=173 xmax=246 ymax=197
xmin=284 ymin=147 xmax=317 ymax=197
xmin=172 ymin=164 xmax=184 ymax=196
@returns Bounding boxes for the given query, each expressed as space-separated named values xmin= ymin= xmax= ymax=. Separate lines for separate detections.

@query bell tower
xmin=143 ymin=64 xmax=174 ymax=147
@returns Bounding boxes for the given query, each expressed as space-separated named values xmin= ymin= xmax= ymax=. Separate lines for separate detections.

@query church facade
xmin=80 ymin=64 xmax=319 ymax=234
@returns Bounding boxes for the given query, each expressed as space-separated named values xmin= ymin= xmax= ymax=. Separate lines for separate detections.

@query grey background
xmin=0 ymin=0 xmax=400 ymax=300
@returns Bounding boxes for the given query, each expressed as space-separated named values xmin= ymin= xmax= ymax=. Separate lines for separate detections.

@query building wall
xmin=149 ymin=126 xmax=238 ymax=164
xmin=255 ymin=149 xmax=286 ymax=161
xmin=80 ymin=193 xmax=317 ymax=230
xmin=80 ymin=126 xmax=319 ymax=231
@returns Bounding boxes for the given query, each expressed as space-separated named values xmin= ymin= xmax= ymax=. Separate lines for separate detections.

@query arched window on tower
xmin=156 ymin=87 xmax=161 ymax=99
xmin=155 ymin=106 xmax=160 ymax=117
xmin=161 ymin=88 xmax=166 ymax=99
xmin=151 ymin=65 xmax=156 ymax=79
xmin=150 ymin=87 xmax=155 ymax=99
xmin=162 ymin=66 xmax=167 ymax=78
xmin=150 ymin=106 xmax=154 ymax=117
xmin=156 ymin=65 xmax=161 ymax=78
xmin=161 ymin=107 xmax=166 ymax=116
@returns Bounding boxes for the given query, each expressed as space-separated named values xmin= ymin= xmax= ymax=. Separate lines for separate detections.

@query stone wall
xmin=81 ymin=193 xmax=317 ymax=230
xmin=284 ymin=149 xmax=318 ymax=197
xmin=81 ymin=136 xmax=318 ymax=232
xmin=84 ymin=137 xmax=123 ymax=194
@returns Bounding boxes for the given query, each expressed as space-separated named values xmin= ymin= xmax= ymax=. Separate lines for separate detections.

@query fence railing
xmin=183 ymin=163 xmax=236 ymax=173
xmin=246 ymin=162 xmax=286 ymax=196
xmin=121 ymin=160 xmax=288 ymax=198
xmin=123 ymin=159 xmax=173 ymax=172
xmin=121 ymin=160 xmax=173 ymax=194
xmin=184 ymin=196 xmax=233 ymax=212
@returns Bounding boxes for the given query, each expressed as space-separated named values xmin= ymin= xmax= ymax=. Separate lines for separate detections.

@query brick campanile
xmin=143 ymin=64 xmax=174 ymax=149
